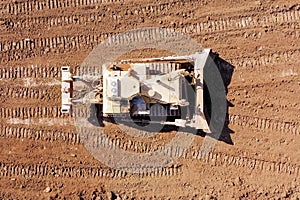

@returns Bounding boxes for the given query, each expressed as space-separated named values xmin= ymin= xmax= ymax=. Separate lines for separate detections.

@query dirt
xmin=0 ymin=0 xmax=299 ymax=199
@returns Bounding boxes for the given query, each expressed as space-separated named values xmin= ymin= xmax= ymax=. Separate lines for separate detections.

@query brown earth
xmin=0 ymin=0 xmax=299 ymax=199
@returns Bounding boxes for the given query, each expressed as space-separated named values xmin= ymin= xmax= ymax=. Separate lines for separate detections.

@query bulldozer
xmin=61 ymin=49 xmax=234 ymax=133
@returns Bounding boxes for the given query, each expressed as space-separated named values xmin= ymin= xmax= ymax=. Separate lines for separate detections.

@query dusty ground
xmin=0 ymin=0 xmax=299 ymax=199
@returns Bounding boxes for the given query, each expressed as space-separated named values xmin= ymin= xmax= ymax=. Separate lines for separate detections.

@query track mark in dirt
xmin=1 ymin=104 xmax=298 ymax=135
xmin=0 ymin=162 xmax=181 ymax=178
xmin=0 ymin=65 xmax=61 ymax=79
xmin=1 ymin=0 xmax=124 ymax=15
xmin=228 ymin=49 xmax=300 ymax=69
xmin=1 ymin=49 xmax=298 ymax=80
xmin=0 ymin=124 xmax=79 ymax=144
xmin=0 ymin=106 xmax=66 ymax=119
xmin=0 ymin=85 xmax=61 ymax=101
xmin=1 ymin=3 xmax=299 ymax=34
xmin=188 ymin=150 xmax=300 ymax=176
xmin=229 ymin=115 xmax=300 ymax=135
xmin=1 ymin=122 xmax=299 ymax=177
xmin=1 ymin=8 xmax=299 ymax=62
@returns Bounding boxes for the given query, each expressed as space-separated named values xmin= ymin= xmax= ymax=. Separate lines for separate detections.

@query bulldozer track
xmin=1 ymin=112 xmax=299 ymax=151
xmin=0 ymin=106 xmax=66 ymax=118
xmin=229 ymin=49 xmax=300 ymax=69
xmin=183 ymin=10 xmax=300 ymax=34
xmin=1 ymin=127 xmax=300 ymax=177
xmin=1 ymin=122 xmax=299 ymax=176
xmin=0 ymin=85 xmax=60 ymax=101
xmin=0 ymin=0 xmax=124 ymax=15
xmin=0 ymin=25 xmax=299 ymax=68
xmin=1 ymin=121 xmax=299 ymax=177
xmin=0 ymin=123 xmax=165 ymax=152
xmin=0 ymin=49 xmax=300 ymax=79
xmin=1 ymin=102 xmax=298 ymax=135
xmin=2 ymin=115 xmax=300 ymax=152
xmin=188 ymin=150 xmax=300 ymax=176
xmin=0 ymin=142 xmax=298 ymax=178
xmin=1 ymin=3 xmax=299 ymax=34
xmin=0 ymin=161 xmax=181 ymax=178
xmin=229 ymin=114 xmax=300 ymax=135
xmin=73 ymin=106 xmax=300 ymax=136
xmin=0 ymin=48 xmax=298 ymax=78
xmin=0 ymin=64 xmax=61 ymax=79
xmin=0 ymin=124 xmax=78 ymax=144
xmin=83 ymin=133 xmax=300 ymax=176
xmin=1 ymin=8 xmax=299 ymax=52
xmin=0 ymin=0 xmax=218 ymax=16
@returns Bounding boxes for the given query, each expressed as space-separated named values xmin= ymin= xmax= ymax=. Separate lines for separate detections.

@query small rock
xmin=235 ymin=177 xmax=243 ymax=186
xmin=44 ymin=186 xmax=52 ymax=193
xmin=170 ymin=21 xmax=176 ymax=27
xmin=281 ymin=191 xmax=288 ymax=198
xmin=257 ymin=188 xmax=263 ymax=195
xmin=70 ymin=154 xmax=77 ymax=157
xmin=267 ymin=103 xmax=274 ymax=107
xmin=203 ymin=194 xmax=216 ymax=200
xmin=10 ymin=178 xmax=16 ymax=181
xmin=255 ymin=1 xmax=261 ymax=6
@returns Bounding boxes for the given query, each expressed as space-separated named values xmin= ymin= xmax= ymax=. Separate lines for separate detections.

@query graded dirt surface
xmin=0 ymin=0 xmax=299 ymax=199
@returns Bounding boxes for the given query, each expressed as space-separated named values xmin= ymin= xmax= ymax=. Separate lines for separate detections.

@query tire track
xmin=0 ymin=162 xmax=181 ymax=178
xmin=0 ymin=0 xmax=206 ymax=16
xmin=1 ymin=123 xmax=299 ymax=176
xmin=184 ymin=9 xmax=300 ymax=34
xmin=0 ymin=8 xmax=300 ymax=62
xmin=0 ymin=65 xmax=96 ymax=80
xmin=2 ymin=113 xmax=300 ymax=152
xmin=0 ymin=117 xmax=300 ymax=175
xmin=0 ymin=85 xmax=60 ymax=101
xmin=228 ymin=49 xmax=300 ymax=69
xmin=0 ymin=145 xmax=298 ymax=178
xmin=0 ymin=123 xmax=167 ymax=153
xmin=229 ymin=114 xmax=300 ymax=135
xmin=0 ymin=48 xmax=298 ymax=79
xmin=188 ymin=150 xmax=300 ymax=176
xmin=1 ymin=0 xmax=124 ymax=15
xmin=1 ymin=103 xmax=299 ymax=135
xmin=0 ymin=48 xmax=297 ymax=80
xmin=1 ymin=112 xmax=299 ymax=151
xmin=0 ymin=106 xmax=66 ymax=119
xmin=0 ymin=26 xmax=299 ymax=72
xmin=74 ymin=106 xmax=300 ymax=136
xmin=0 ymin=64 xmax=61 ymax=79
xmin=1 ymin=2 xmax=299 ymax=34
xmin=0 ymin=124 xmax=78 ymax=144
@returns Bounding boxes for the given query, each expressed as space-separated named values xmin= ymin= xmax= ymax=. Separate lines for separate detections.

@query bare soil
xmin=0 ymin=0 xmax=299 ymax=199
